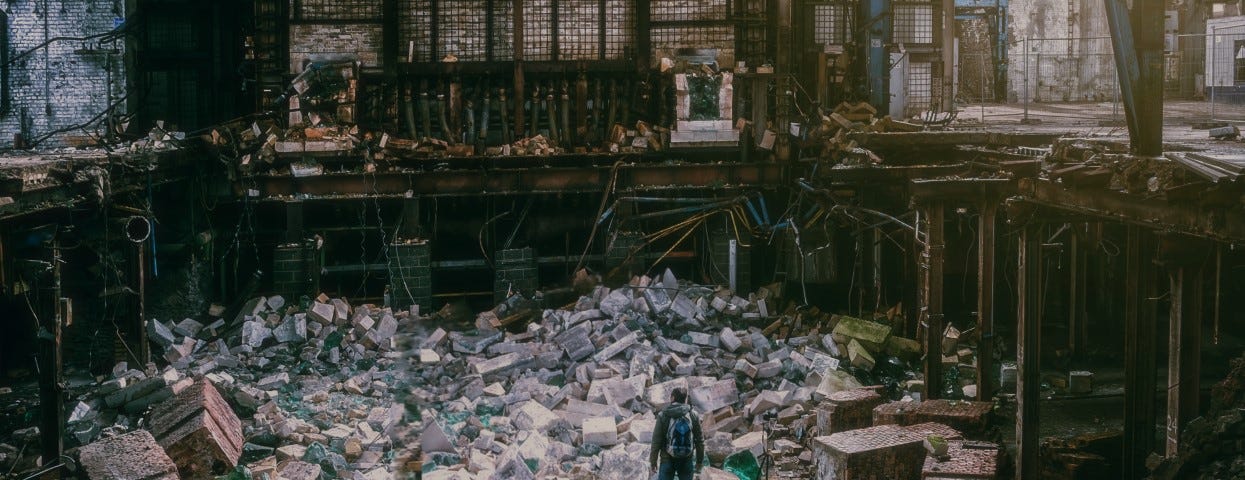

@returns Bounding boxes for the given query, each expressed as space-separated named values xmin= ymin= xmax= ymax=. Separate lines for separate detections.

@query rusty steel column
xmin=1167 ymin=263 xmax=1204 ymax=455
xmin=1016 ymin=222 xmax=1042 ymax=480
xmin=940 ymin=0 xmax=955 ymax=112
xmin=1123 ymin=226 xmax=1157 ymax=478
xmin=922 ymin=201 xmax=945 ymax=400
xmin=976 ymin=201 xmax=996 ymax=401
xmin=39 ymin=240 xmax=65 ymax=468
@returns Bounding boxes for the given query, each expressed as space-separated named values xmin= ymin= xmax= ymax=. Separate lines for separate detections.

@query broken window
xmin=1236 ymin=40 xmax=1245 ymax=84
xmin=812 ymin=3 xmax=854 ymax=47
xmin=893 ymin=2 xmax=934 ymax=45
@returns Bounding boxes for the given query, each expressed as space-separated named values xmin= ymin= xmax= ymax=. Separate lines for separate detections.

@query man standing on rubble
xmin=650 ymin=387 xmax=705 ymax=479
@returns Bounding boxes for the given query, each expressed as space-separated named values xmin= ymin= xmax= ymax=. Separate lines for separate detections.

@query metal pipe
xmin=606 ymin=79 xmax=618 ymax=130
xmin=560 ymin=81 xmax=571 ymax=145
xmin=437 ymin=92 xmax=453 ymax=142
xmin=419 ymin=81 xmax=432 ymax=139
xmin=593 ymin=77 xmax=603 ymax=139
xmin=479 ymin=87 xmax=491 ymax=141
xmin=403 ymin=82 xmax=418 ymax=139
xmin=465 ymin=99 xmax=476 ymax=144
xmin=530 ymin=86 xmax=541 ymax=138
xmin=499 ymin=88 xmax=511 ymax=144
xmin=546 ymin=83 xmax=560 ymax=144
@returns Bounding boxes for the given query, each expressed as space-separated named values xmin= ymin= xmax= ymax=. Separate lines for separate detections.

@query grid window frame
xmin=906 ymin=61 xmax=934 ymax=115
xmin=893 ymin=3 xmax=934 ymax=45
xmin=296 ymin=0 xmax=384 ymax=21
xmin=812 ymin=2 xmax=854 ymax=46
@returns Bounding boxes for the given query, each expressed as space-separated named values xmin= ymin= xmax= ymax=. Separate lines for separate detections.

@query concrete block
xmin=308 ymin=302 xmax=335 ymax=324
xmin=830 ymin=316 xmax=891 ymax=353
xmin=582 ymin=416 xmax=620 ymax=446
xmin=593 ymin=331 xmax=638 ymax=362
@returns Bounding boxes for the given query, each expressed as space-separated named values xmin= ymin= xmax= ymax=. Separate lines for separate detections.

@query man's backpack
xmin=665 ymin=411 xmax=695 ymax=459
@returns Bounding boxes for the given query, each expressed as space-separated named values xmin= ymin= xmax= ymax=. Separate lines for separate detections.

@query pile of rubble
xmin=18 ymin=269 xmax=1004 ymax=479
xmin=1148 ymin=353 xmax=1245 ymax=480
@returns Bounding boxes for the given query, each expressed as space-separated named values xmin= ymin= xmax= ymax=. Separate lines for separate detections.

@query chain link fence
xmin=955 ymin=34 xmax=1245 ymax=125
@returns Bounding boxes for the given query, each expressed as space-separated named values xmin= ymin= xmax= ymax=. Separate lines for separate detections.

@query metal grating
xmin=523 ymin=1 xmax=554 ymax=61
xmin=492 ymin=0 xmax=515 ymax=61
xmin=906 ymin=61 xmax=933 ymax=115
xmin=652 ymin=0 xmax=728 ymax=21
xmin=558 ymin=0 xmax=601 ymax=60
xmin=651 ymin=25 xmax=734 ymax=64
xmin=894 ymin=3 xmax=934 ymax=44
xmin=812 ymin=3 xmax=854 ymax=46
xmin=604 ymin=0 xmax=634 ymax=59
xmin=438 ymin=0 xmax=489 ymax=61
xmin=400 ymin=0 xmax=432 ymax=62
xmin=297 ymin=0 xmax=383 ymax=21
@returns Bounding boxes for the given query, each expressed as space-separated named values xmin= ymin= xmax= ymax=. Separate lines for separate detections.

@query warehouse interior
xmin=2 ymin=0 xmax=1245 ymax=479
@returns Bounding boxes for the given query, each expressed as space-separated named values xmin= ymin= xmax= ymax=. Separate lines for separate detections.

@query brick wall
xmin=1 ymin=0 xmax=126 ymax=149
xmin=289 ymin=23 xmax=383 ymax=73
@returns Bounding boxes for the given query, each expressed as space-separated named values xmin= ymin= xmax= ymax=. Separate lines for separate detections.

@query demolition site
xmin=1 ymin=0 xmax=1245 ymax=479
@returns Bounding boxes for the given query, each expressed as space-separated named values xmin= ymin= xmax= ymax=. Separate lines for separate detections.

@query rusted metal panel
xmin=922 ymin=201 xmax=945 ymax=400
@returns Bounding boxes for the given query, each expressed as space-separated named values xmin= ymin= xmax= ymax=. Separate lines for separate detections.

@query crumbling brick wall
xmin=0 ymin=1 xmax=127 ymax=149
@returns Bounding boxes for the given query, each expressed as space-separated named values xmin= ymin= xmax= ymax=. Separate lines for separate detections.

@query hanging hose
xmin=437 ymin=93 xmax=453 ymax=143
xmin=479 ymin=87 xmax=491 ymax=141
xmin=530 ymin=87 xmax=542 ymax=138
xmin=403 ymin=82 xmax=418 ymax=139
xmin=419 ymin=81 xmax=432 ymax=139
xmin=499 ymin=88 xmax=511 ymax=144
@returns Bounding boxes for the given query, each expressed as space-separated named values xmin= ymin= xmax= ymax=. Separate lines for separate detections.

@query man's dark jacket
xmin=649 ymin=402 xmax=705 ymax=468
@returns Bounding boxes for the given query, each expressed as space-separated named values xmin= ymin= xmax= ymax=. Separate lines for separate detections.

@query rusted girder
xmin=1123 ymin=226 xmax=1158 ymax=478
xmin=1020 ymin=179 xmax=1245 ymax=243
xmin=249 ymin=163 xmax=789 ymax=198
xmin=1016 ymin=222 xmax=1043 ymax=479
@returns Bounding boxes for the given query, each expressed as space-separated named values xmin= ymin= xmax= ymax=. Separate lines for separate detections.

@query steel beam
xmin=38 ymin=242 xmax=65 ymax=468
xmin=922 ymin=201 xmax=945 ymax=400
xmin=1103 ymin=0 xmax=1163 ymax=155
xmin=1016 ymin=222 xmax=1042 ymax=480
xmin=1165 ymin=254 xmax=1204 ymax=455
xmin=976 ymin=201 xmax=996 ymax=400
xmin=1123 ymin=225 xmax=1157 ymax=478
xmin=251 ymin=163 xmax=788 ymax=198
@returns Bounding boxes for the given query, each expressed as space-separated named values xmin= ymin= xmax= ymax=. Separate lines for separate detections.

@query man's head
xmin=672 ymin=387 xmax=688 ymax=404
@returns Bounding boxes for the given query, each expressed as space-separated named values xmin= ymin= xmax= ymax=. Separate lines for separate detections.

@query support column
xmin=976 ymin=201 xmax=996 ymax=400
xmin=1068 ymin=224 xmax=1085 ymax=356
xmin=1016 ymin=223 xmax=1042 ymax=480
xmin=922 ymin=201 xmax=945 ymax=400
xmin=1167 ymin=262 xmax=1204 ymax=455
xmin=1123 ymin=226 xmax=1157 ymax=478
xmin=39 ymin=241 xmax=65 ymax=468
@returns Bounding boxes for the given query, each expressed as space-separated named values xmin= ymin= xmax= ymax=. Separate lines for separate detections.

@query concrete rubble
xmin=4 ymin=270 xmax=1005 ymax=479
